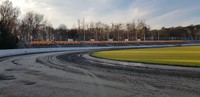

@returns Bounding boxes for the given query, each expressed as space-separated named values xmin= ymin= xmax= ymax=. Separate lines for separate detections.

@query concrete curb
xmin=83 ymin=46 xmax=200 ymax=72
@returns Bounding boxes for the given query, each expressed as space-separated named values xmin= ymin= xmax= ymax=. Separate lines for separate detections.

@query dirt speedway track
xmin=0 ymin=49 xmax=200 ymax=97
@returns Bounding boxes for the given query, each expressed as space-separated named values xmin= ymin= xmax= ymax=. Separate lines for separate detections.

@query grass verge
xmin=91 ymin=46 xmax=200 ymax=67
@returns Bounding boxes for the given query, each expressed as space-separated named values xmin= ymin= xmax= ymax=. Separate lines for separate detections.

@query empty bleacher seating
xmin=26 ymin=40 xmax=186 ymax=48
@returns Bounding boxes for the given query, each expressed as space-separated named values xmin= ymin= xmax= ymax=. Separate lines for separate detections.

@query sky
xmin=1 ymin=0 xmax=200 ymax=29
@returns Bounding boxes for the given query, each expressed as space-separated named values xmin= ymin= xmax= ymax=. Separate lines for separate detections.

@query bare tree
xmin=82 ymin=18 xmax=85 ymax=41
xmin=114 ymin=23 xmax=122 ymax=41
xmin=58 ymin=24 xmax=68 ymax=41
xmin=0 ymin=0 xmax=20 ymax=49
xmin=104 ymin=24 xmax=110 ymax=41
xmin=136 ymin=19 xmax=146 ymax=40
xmin=21 ymin=12 xmax=47 ymax=41
xmin=89 ymin=21 xmax=95 ymax=40
xmin=45 ymin=23 xmax=54 ymax=41
xmin=127 ymin=20 xmax=136 ymax=40
xmin=0 ymin=0 xmax=20 ymax=34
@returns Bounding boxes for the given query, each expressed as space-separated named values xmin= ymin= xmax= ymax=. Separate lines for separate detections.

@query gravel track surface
xmin=0 ymin=49 xmax=200 ymax=97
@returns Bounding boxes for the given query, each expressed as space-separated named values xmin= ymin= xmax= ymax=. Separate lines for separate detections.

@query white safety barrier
xmin=0 ymin=43 xmax=200 ymax=58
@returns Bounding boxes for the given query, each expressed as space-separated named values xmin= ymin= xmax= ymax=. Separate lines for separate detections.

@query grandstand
xmin=26 ymin=40 xmax=186 ymax=48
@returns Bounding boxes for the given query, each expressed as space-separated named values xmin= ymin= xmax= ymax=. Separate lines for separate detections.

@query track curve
xmin=0 ymin=49 xmax=200 ymax=97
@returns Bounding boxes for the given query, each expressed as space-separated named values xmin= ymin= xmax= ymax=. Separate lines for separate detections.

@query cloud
xmin=148 ymin=5 xmax=200 ymax=29
xmin=1 ymin=0 xmax=200 ymax=29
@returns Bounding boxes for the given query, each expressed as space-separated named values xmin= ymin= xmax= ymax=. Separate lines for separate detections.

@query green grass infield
xmin=91 ymin=46 xmax=200 ymax=67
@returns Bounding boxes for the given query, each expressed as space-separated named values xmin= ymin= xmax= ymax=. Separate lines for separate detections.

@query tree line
xmin=0 ymin=0 xmax=200 ymax=49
